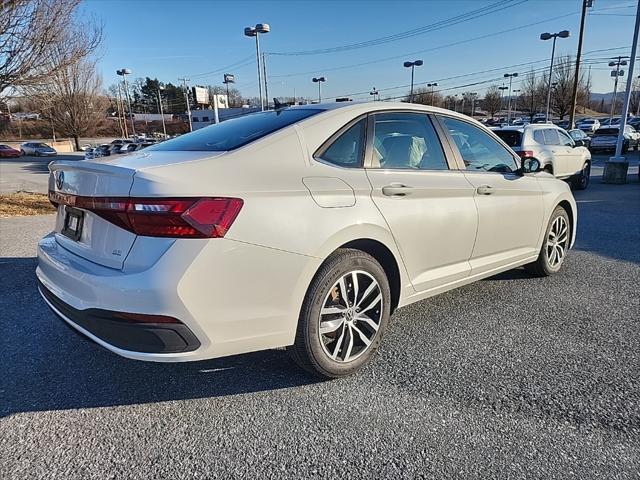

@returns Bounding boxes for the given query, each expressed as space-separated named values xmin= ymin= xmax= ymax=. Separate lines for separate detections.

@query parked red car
xmin=0 ymin=144 xmax=21 ymax=158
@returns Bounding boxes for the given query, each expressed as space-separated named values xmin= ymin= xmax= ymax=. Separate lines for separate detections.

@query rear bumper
xmin=37 ymin=232 xmax=320 ymax=362
xmin=39 ymin=280 xmax=201 ymax=354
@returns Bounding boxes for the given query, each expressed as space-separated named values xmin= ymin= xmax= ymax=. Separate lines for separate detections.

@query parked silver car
xmin=20 ymin=142 xmax=57 ymax=157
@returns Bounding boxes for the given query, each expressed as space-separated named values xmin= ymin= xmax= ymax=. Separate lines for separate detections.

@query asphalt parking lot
xmin=0 ymin=153 xmax=84 ymax=194
xmin=1 ymin=156 xmax=639 ymax=479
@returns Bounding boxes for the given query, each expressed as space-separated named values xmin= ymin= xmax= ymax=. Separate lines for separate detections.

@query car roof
xmin=492 ymin=126 xmax=525 ymax=132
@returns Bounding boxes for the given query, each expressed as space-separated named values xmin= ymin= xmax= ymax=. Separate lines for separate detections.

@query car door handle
xmin=476 ymin=185 xmax=493 ymax=195
xmin=382 ymin=184 xmax=413 ymax=196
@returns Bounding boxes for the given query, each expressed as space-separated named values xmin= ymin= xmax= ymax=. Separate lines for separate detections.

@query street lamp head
xmin=255 ymin=23 xmax=270 ymax=33
xmin=312 ymin=77 xmax=326 ymax=83
xmin=540 ymin=32 xmax=552 ymax=41
xmin=513 ymin=72 xmax=518 ymax=77
xmin=621 ymin=60 xmax=628 ymax=66
xmin=414 ymin=60 xmax=423 ymax=66
xmin=244 ymin=27 xmax=257 ymax=37
xmin=609 ymin=61 xmax=617 ymax=67
xmin=558 ymin=30 xmax=570 ymax=38
xmin=403 ymin=61 xmax=413 ymax=68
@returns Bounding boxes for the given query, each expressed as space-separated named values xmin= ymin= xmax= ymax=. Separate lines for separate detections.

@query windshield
xmin=148 ymin=108 xmax=323 ymax=152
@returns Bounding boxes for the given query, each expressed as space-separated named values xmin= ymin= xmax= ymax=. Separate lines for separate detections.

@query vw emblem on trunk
xmin=55 ymin=171 xmax=64 ymax=190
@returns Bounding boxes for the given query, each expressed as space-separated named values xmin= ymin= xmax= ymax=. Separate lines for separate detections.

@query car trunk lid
xmin=49 ymin=160 xmax=137 ymax=270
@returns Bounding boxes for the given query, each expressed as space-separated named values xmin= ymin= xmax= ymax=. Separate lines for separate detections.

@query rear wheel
xmin=572 ymin=161 xmax=590 ymax=190
xmin=288 ymin=248 xmax=391 ymax=378
xmin=525 ymin=206 xmax=571 ymax=277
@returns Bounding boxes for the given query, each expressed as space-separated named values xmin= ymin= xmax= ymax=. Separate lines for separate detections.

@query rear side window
xmin=533 ymin=130 xmax=545 ymax=144
xmin=149 ymin=108 xmax=322 ymax=152
xmin=493 ymin=130 xmax=522 ymax=148
xmin=318 ymin=118 xmax=366 ymax=168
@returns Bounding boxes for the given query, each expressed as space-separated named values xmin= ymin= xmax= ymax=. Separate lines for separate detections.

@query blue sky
xmin=82 ymin=0 xmax=639 ymax=101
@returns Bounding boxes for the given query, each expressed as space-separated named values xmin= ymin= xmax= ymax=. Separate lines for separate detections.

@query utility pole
xmin=179 ymin=77 xmax=193 ymax=132
xmin=499 ymin=85 xmax=508 ymax=117
xmin=569 ymin=0 xmax=593 ymax=129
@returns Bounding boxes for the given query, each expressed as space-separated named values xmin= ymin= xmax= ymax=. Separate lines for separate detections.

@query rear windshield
xmin=594 ymin=128 xmax=619 ymax=136
xmin=148 ymin=108 xmax=322 ymax=152
xmin=493 ymin=130 xmax=522 ymax=148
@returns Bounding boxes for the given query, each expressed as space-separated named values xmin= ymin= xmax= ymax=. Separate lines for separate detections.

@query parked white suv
xmin=493 ymin=124 xmax=592 ymax=190
xmin=576 ymin=118 xmax=600 ymax=134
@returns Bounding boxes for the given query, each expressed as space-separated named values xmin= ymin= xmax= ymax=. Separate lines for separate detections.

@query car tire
xmin=288 ymin=248 xmax=391 ymax=379
xmin=572 ymin=161 xmax=590 ymax=190
xmin=525 ymin=206 xmax=571 ymax=277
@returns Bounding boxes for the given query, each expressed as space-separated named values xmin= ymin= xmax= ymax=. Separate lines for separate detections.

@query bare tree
xmin=482 ymin=85 xmax=502 ymax=118
xmin=409 ymin=86 xmax=443 ymax=107
xmin=30 ymin=57 xmax=107 ymax=150
xmin=0 ymin=0 xmax=102 ymax=96
xmin=550 ymin=55 xmax=589 ymax=120
xmin=520 ymin=70 xmax=545 ymax=121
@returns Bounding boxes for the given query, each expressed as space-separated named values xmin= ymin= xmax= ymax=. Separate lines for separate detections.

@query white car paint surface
xmin=37 ymin=102 xmax=577 ymax=376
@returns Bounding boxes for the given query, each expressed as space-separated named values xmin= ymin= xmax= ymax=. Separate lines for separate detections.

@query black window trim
xmin=432 ymin=113 xmax=521 ymax=174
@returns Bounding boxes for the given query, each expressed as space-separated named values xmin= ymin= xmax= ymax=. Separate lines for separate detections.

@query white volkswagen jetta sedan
xmin=37 ymin=102 xmax=576 ymax=378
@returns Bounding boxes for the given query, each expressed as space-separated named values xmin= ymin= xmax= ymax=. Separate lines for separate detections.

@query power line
xmin=270 ymin=0 xmax=527 ymax=56
xmin=270 ymin=10 xmax=579 ymax=79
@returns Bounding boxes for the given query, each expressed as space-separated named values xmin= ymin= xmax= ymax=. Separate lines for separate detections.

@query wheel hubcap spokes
xmin=546 ymin=215 xmax=568 ymax=268
xmin=318 ymin=271 xmax=383 ymax=363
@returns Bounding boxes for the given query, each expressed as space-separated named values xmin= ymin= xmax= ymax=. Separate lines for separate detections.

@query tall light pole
xmin=223 ymin=73 xmax=235 ymax=107
xmin=498 ymin=85 xmax=508 ymax=117
xmin=604 ymin=0 xmax=640 ymax=184
xmin=312 ymin=77 xmax=326 ymax=103
xmin=178 ymin=77 xmax=192 ymax=132
xmin=403 ymin=60 xmax=423 ymax=103
xmin=504 ymin=72 xmax=518 ymax=124
xmin=468 ymin=92 xmax=478 ymax=117
xmin=512 ymin=89 xmax=521 ymax=113
xmin=157 ymin=87 xmax=167 ymax=138
xmin=116 ymin=68 xmax=135 ymax=137
xmin=244 ymin=23 xmax=270 ymax=111
xmin=609 ymin=56 xmax=629 ymax=121
xmin=427 ymin=82 xmax=438 ymax=105
xmin=541 ymin=30 xmax=570 ymax=122
xmin=370 ymin=87 xmax=379 ymax=101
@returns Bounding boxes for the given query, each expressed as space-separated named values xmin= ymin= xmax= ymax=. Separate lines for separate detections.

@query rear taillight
xmin=48 ymin=191 xmax=243 ymax=238
xmin=516 ymin=150 xmax=534 ymax=158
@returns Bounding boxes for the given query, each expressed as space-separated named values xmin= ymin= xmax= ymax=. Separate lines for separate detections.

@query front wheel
xmin=572 ymin=161 xmax=590 ymax=190
xmin=288 ymin=248 xmax=391 ymax=378
xmin=525 ymin=206 xmax=571 ymax=277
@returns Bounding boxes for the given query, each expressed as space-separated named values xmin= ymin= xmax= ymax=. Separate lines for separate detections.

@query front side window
xmin=441 ymin=116 xmax=518 ymax=173
xmin=370 ymin=113 xmax=448 ymax=170
xmin=543 ymin=129 xmax=561 ymax=146
xmin=318 ymin=118 xmax=366 ymax=168
xmin=150 ymin=108 xmax=322 ymax=152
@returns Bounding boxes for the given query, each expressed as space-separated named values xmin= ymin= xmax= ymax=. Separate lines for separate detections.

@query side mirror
xmin=521 ymin=157 xmax=541 ymax=173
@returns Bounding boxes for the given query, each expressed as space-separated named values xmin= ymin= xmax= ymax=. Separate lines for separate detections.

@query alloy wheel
xmin=546 ymin=215 xmax=569 ymax=268
xmin=318 ymin=270 xmax=383 ymax=363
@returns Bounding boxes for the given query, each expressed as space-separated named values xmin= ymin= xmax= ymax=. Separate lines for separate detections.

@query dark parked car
xmin=568 ymin=129 xmax=591 ymax=148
